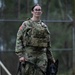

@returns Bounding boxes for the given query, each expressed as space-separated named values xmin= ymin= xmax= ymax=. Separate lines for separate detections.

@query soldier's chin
xmin=35 ymin=15 xmax=41 ymax=17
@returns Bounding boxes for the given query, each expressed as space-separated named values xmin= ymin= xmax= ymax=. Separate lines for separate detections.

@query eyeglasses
xmin=34 ymin=9 xmax=42 ymax=11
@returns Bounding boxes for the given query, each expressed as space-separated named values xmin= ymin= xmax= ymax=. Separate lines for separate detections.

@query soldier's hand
xmin=19 ymin=57 xmax=27 ymax=62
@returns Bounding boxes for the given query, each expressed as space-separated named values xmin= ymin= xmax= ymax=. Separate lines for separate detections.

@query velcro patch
xmin=19 ymin=25 xmax=23 ymax=30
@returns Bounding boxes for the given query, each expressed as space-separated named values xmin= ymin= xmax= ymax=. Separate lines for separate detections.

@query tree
xmin=73 ymin=0 xmax=75 ymax=74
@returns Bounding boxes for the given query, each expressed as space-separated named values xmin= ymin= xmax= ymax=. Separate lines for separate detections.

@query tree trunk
xmin=73 ymin=0 xmax=75 ymax=74
xmin=18 ymin=0 xmax=20 ymax=18
xmin=45 ymin=0 xmax=51 ymax=20
xmin=58 ymin=0 xmax=64 ymax=19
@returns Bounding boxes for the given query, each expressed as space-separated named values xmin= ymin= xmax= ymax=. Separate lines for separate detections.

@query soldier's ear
xmin=31 ymin=11 xmax=33 ymax=14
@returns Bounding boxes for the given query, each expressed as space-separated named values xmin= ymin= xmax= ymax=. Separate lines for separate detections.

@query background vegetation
xmin=0 ymin=0 xmax=73 ymax=75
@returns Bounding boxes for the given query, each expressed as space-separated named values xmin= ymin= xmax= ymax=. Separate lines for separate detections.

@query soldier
xmin=15 ymin=4 xmax=55 ymax=75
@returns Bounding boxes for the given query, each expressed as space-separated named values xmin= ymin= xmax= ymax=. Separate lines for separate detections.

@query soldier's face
xmin=32 ymin=5 xmax=42 ymax=18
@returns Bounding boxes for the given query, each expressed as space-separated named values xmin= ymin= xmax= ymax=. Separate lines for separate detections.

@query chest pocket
xmin=32 ymin=23 xmax=47 ymax=38
xmin=24 ymin=21 xmax=50 ymax=47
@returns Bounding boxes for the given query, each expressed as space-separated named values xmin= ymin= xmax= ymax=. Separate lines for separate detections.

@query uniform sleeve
xmin=46 ymin=26 xmax=55 ymax=62
xmin=15 ymin=22 xmax=27 ymax=58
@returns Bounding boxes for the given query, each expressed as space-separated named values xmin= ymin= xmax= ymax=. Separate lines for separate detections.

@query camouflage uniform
xmin=15 ymin=19 xmax=54 ymax=75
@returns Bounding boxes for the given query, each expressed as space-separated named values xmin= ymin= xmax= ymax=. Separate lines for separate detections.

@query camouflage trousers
xmin=22 ymin=47 xmax=48 ymax=75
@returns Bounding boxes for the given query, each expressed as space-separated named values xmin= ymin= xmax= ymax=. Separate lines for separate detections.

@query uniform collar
xmin=30 ymin=18 xmax=42 ymax=24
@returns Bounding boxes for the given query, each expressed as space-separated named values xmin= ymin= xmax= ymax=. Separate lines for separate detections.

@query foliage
xmin=47 ymin=22 xmax=72 ymax=49
xmin=0 ymin=0 xmax=73 ymax=74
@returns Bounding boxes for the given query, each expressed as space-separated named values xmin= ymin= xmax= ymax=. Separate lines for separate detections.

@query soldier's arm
xmin=47 ymin=47 xmax=55 ymax=63
xmin=15 ymin=22 xmax=26 ymax=58
xmin=46 ymin=26 xmax=55 ymax=62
